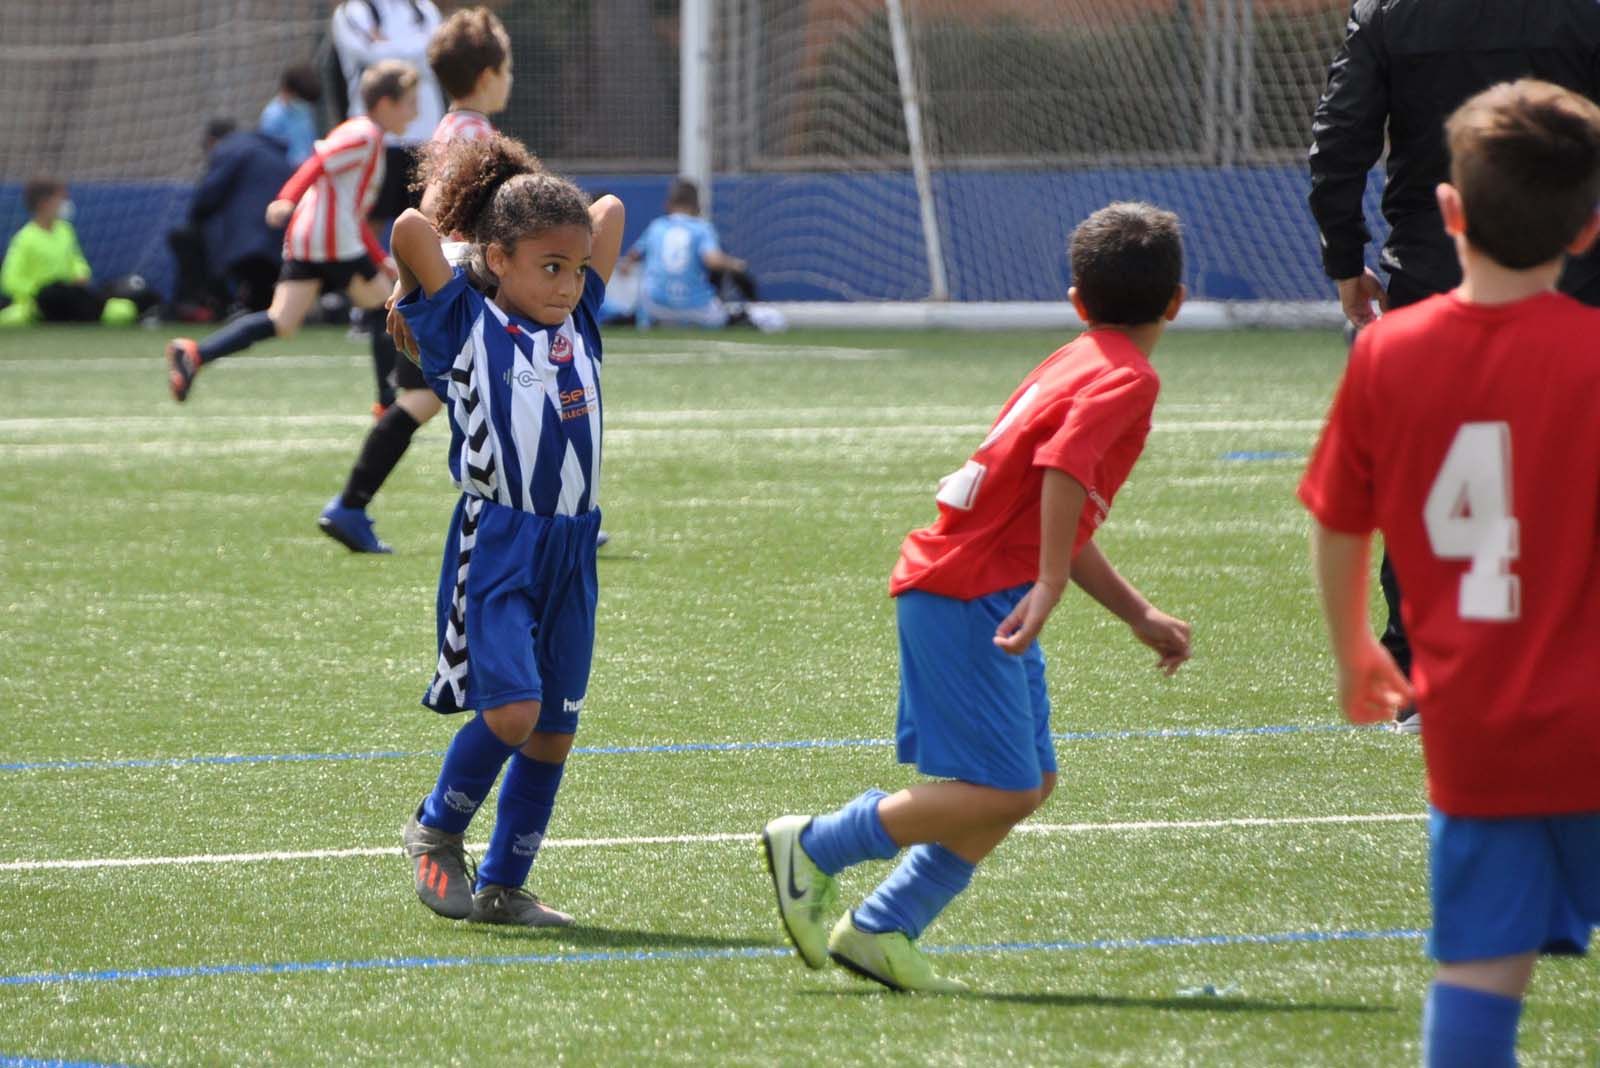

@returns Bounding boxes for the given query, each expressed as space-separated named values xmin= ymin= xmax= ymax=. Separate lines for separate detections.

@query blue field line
xmin=0 ymin=723 xmax=1366 ymax=775
xmin=0 ymin=1058 xmax=131 ymax=1068
xmin=1221 ymin=450 xmax=1303 ymax=461
xmin=0 ymin=927 xmax=1427 ymax=988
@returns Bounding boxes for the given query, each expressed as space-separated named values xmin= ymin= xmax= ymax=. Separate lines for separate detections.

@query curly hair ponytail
xmin=416 ymin=133 xmax=539 ymax=240
xmin=414 ymin=133 xmax=592 ymax=254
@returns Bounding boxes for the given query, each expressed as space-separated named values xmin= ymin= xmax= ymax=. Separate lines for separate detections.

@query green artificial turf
xmin=0 ymin=323 xmax=1590 ymax=1066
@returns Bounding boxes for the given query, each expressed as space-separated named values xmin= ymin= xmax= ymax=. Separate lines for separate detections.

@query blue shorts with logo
xmin=894 ymin=585 xmax=1056 ymax=791
xmin=1428 ymin=807 xmax=1600 ymax=962
xmin=424 ymin=495 xmax=600 ymax=734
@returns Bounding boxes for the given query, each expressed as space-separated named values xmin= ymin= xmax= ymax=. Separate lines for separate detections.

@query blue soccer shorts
xmin=425 ymin=496 xmax=601 ymax=735
xmin=894 ymin=584 xmax=1056 ymax=792
xmin=1428 ymin=807 xmax=1600 ymax=962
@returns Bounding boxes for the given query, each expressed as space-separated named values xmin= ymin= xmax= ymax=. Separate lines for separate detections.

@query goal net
xmin=0 ymin=2 xmax=329 ymax=291
xmin=0 ymin=0 xmax=683 ymax=302
xmin=0 ymin=1 xmax=1363 ymax=326
xmin=704 ymin=0 xmax=1364 ymax=325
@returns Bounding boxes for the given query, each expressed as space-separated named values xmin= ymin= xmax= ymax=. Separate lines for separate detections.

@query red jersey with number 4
xmin=891 ymin=330 xmax=1160 ymax=601
xmin=1299 ymin=290 xmax=1600 ymax=817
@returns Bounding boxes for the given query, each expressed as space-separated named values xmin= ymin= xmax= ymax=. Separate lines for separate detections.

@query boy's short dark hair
xmin=1447 ymin=79 xmax=1600 ymax=269
xmin=666 ymin=178 xmax=700 ymax=213
xmin=280 ymin=62 xmax=323 ymax=104
xmin=1069 ymin=202 xmax=1183 ymax=325
xmin=360 ymin=59 xmax=420 ymax=113
xmin=22 ymin=177 xmax=64 ymax=214
xmin=428 ymin=7 xmax=509 ymax=101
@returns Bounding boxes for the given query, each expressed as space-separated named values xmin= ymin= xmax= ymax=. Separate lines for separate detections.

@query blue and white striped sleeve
xmin=397 ymin=268 xmax=482 ymax=399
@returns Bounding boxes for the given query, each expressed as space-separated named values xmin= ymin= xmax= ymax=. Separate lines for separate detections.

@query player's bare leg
xmin=877 ymin=776 xmax=1050 ymax=863
xmin=1436 ymin=954 xmax=1537 ymax=999
xmin=396 ymin=388 xmax=444 ymax=422
xmin=265 ymin=278 xmax=321 ymax=339
xmin=346 ymin=272 xmax=393 ymax=312
xmin=1423 ymin=953 xmax=1536 ymax=1066
xmin=167 ymin=278 xmax=321 ymax=402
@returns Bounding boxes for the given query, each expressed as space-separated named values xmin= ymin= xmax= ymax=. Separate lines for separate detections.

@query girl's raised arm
xmin=390 ymin=208 xmax=456 ymax=297
xmin=588 ymin=195 xmax=626 ymax=284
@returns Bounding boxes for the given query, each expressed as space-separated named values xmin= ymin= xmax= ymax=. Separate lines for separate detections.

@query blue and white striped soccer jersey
xmin=398 ymin=268 xmax=607 ymax=726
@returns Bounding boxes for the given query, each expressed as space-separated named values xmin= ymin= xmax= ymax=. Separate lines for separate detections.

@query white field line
xmin=0 ymin=412 xmax=1320 ymax=434
xmin=0 ymin=344 xmax=899 ymax=373
xmin=0 ymin=354 xmax=372 ymax=372
xmin=0 ymin=813 xmax=1423 ymax=874
xmin=0 ymin=422 xmax=1323 ymax=460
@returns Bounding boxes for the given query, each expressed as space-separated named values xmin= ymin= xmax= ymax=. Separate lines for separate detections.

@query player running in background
xmin=318 ymin=7 xmax=513 ymax=554
xmin=390 ymin=133 xmax=624 ymax=927
xmin=1301 ymin=80 xmax=1600 ymax=1068
xmin=164 ymin=61 xmax=419 ymax=403
xmin=761 ymin=202 xmax=1192 ymax=992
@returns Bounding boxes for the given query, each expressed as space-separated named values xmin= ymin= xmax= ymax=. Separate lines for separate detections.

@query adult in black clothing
xmin=1307 ymin=0 xmax=1600 ymax=728
xmin=168 ymin=119 xmax=295 ymax=321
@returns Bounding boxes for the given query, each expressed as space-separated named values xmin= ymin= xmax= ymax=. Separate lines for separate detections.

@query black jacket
xmin=1308 ymin=0 xmax=1600 ymax=294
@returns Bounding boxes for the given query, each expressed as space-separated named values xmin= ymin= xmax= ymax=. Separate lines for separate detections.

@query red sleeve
xmin=276 ymin=153 xmax=325 ymax=204
xmin=1298 ymin=336 xmax=1378 ymax=533
xmin=1032 ymin=367 xmax=1158 ymax=489
xmin=361 ymin=221 xmax=389 ymax=268
xmin=316 ymin=119 xmax=381 ymax=176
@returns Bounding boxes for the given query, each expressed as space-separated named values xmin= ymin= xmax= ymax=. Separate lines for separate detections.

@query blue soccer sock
xmin=197 ymin=310 xmax=276 ymax=363
xmin=1422 ymin=981 xmax=1522 ymax=1068
xmin=799 ymin=788 xmax=900 ymax=876
xmin=419 ymin=715 xmax=518 ymax=835
xmin=476 ymin=753 xmax=565 ymax=890
xmin=853 ymin=843 xmax=975 ymax=940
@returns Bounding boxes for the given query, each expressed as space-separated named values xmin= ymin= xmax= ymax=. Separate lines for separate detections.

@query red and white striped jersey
xmin=282 ymin=117 xmax=387 ymax=264
xmin=432 ymin=108 xmax=494 ymax=145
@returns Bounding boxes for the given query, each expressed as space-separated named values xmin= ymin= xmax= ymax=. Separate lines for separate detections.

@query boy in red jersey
xmin=762 ymin=202 xmax=1193 ymax=992
xmin=1299 ymin=80 xmax=1600 ymax=1067
xmin=163 ymin=60 xmax=419 ymax=404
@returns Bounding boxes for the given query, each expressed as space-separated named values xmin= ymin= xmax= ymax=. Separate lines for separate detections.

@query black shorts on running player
xmin=280 ymin=256 xmax=380 ymax=292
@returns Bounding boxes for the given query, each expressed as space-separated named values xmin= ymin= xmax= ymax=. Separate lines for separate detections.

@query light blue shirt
xmin=259 ymin=98 xmax=319 ymax=165
xmin=632 ymin=214 xmax=721 ymax=311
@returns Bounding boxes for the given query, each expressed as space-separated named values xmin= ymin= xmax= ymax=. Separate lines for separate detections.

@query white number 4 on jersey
xmin=1422 ymin=422 xmax=1521 ymax=622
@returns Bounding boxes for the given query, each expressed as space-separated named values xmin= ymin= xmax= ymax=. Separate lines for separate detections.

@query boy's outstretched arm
xmin=588 ymin=195 xmax=626 ymax=284
xmin=1072 ymin=540 xmax=1191 ymax=675
xmin=994 ymin=469 xmax=1083 ymax=655
xmin=1311 ymin=521 xmax=1413 ymax=722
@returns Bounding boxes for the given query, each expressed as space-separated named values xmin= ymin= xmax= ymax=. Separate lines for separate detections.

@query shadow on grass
xmin=595 ymin=551 xmax=650 ymax=563
xmin=466 ymin=924 xmax=777 ymax=953
xmin=804 ymin=989 xmax=1393 ymax=1013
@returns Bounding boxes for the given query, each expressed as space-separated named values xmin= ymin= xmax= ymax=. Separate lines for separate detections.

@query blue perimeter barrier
xmin=0 ymin=168 xmax=1383 ymax=304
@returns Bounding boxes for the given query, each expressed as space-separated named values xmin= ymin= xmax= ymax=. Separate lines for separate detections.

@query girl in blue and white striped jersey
xmin=390 ymin=134 xmax=624 ymax=927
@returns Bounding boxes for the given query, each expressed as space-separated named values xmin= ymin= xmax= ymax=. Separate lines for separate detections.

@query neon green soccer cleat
xmin=761 ymin=815 xmax=838 ymax=968
xmin=827 ymin=913 xmax=969 ymax=993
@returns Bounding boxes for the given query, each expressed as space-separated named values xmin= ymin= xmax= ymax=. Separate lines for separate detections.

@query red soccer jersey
xmin=1299 ymin=290 xmax=1600 ymax=817
xmin=891 ymin=330 xmax=1160 ymax=600
xmin=283 ymin=116 xmax=387 ymax=264
xmin=432 ymin=108 xmax=494 ymax=145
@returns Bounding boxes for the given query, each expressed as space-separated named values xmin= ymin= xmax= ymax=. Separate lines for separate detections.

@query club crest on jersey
xmin=550 ymin=334 xmax=573 ymax=364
